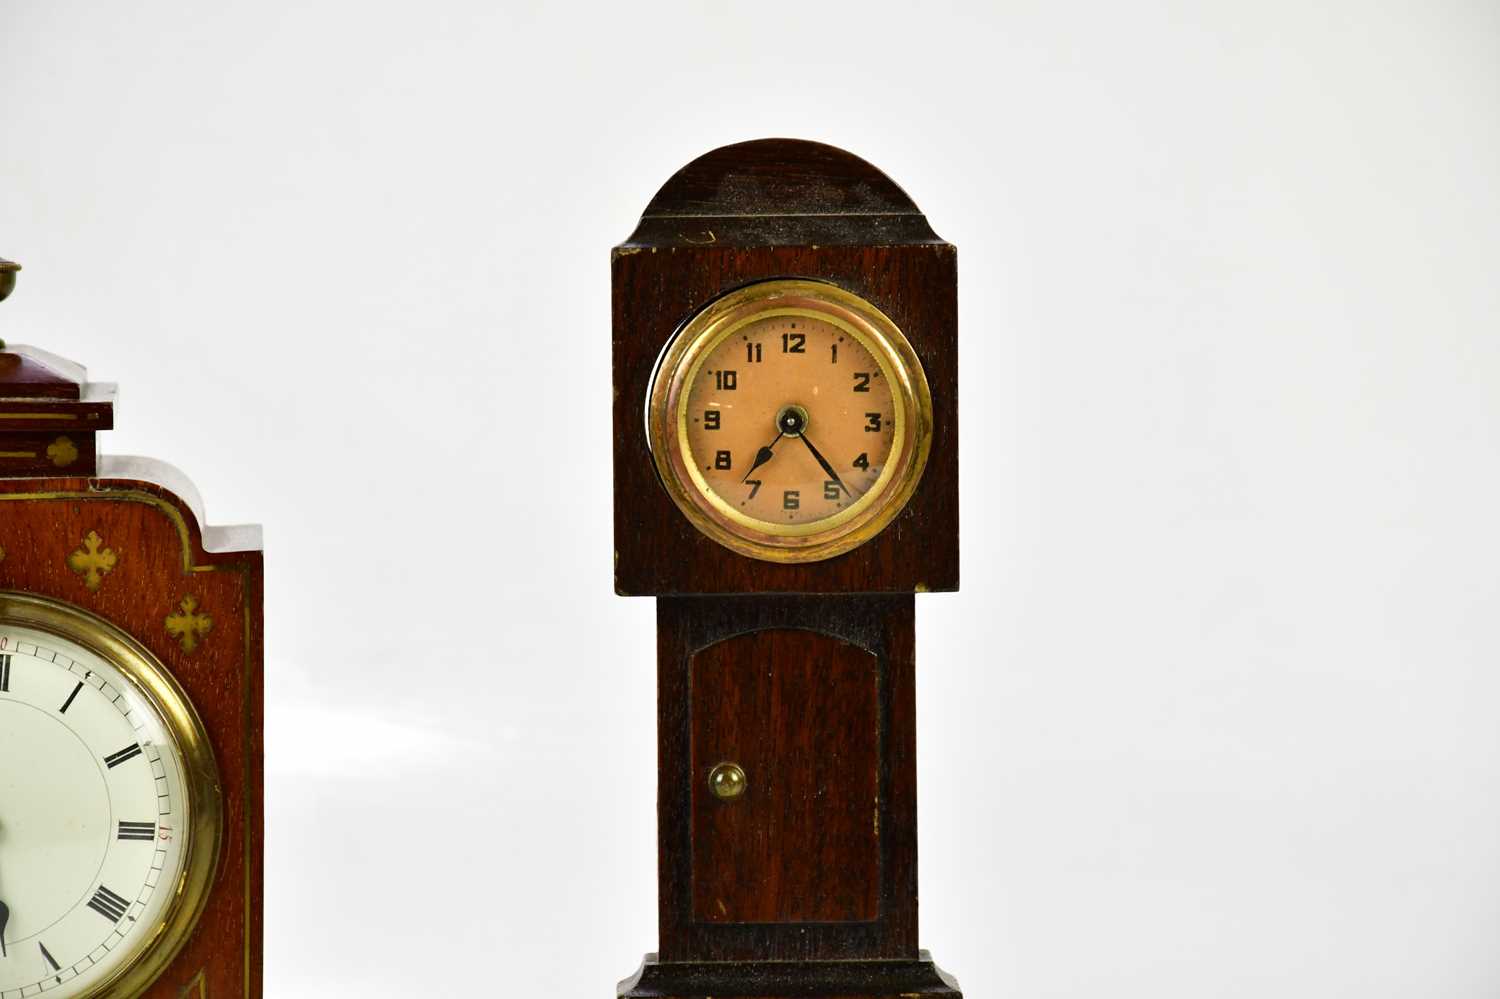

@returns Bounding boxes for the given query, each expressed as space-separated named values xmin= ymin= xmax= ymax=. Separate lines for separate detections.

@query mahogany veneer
xmin=0 ymin=330 xmax=263 ymax=997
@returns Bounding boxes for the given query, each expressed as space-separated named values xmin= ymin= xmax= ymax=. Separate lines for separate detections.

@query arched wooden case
xmin=0 ymin=333 xmax=263 ymax=997
xmin=612 ymin=142 xmax=962 ymax=999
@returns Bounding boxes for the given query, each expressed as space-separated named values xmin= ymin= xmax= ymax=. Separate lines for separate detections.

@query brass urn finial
xmin=0 ymin=258 xmax=18 ymax=350
xmin=0 ymin=258 xmax=18 ymax=303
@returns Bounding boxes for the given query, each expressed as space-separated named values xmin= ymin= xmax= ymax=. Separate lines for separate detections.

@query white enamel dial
xmin=0 ymin=623 xmax=191 ymax=998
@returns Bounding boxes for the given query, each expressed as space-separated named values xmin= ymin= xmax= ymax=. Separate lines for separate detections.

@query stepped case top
xmin=0 ymin=269 xmax=264 ymax=998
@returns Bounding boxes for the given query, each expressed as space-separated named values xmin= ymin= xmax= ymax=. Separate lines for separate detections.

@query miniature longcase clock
xmin=0 ymin=260 xmax=263 ymax=998
xmin=612 ymin=142 xmax=962 ymax=999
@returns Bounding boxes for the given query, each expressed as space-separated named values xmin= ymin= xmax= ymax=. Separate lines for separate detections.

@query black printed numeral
xmin=118 ymin=821 xmax=156 ymax=842
xmin=853 ymin=452 xmax=870 ymax=470
xmin=0 ymin=654 xmax=10 ymax=692
xmin=864 ymin=413 xmax=883 ymax=433
xmin=714 ymin=370 xmax=738 ymax=391
xmin=714 ymin=450 xmax=732 ymax=470
xmin=104 ymin=743 xmax=143 ymax=769
xmin=703 ymin=410 xmax=720 ymax=430
xmin=783 ymin=490 xmax=800 ymax=510
xmin=781 ymin=332 xmax=805 ymax=354
xmin=853 ymin=372 xmax=872 ymax=392
xmin=746 ymin=343 xmax=762 ymax=363
xmin=823 ymin=480 xmax=841 ymax=501
xmin=745 ymin=480 xmax=762 ymax=500
xmin=87 ymin=885 xmax=130 ymax=922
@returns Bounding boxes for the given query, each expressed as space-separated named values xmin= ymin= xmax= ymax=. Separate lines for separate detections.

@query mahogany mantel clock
xmin=613 ymin=141 xmax=962 ymax=999
xmin=0 ymin=260 xmax=263 ymax=998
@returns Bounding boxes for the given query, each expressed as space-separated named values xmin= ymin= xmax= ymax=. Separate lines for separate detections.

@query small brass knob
xmin=708 ymin=762 xmax=746 ymax=801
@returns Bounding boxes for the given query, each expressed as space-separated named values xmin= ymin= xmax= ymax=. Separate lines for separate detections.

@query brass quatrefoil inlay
xmin=165 ymin=596 xmax=213 ymax=653
xmin=46 ymin=436 xmax=79 ymax=467
xmin=67 ymin=530 xmax=118 ymax=592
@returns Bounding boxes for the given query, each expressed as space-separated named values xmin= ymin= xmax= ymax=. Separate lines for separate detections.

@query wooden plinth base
xmin=617 ymin=952 xmax=962 ymax=999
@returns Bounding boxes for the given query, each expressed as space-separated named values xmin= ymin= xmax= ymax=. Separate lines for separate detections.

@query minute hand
xmin=799 ymin=433 xmax=859 ymax=498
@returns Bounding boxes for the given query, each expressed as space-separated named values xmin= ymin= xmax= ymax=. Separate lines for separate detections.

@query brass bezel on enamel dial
xmin=0 ymin=591 xmax=224 ymax=999
xmin=647 ymin=279 xmax=933 ymax=564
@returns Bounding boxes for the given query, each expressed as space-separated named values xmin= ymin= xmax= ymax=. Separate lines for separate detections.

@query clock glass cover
xmin=0 ymin=594 xmax=220 ymax=998
xmin=648 ymin=280 xmax=932 ymax=563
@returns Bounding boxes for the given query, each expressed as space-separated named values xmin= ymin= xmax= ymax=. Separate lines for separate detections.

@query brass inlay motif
xmin=178 ymin=968 xmax=208 ymax=997
xmin=0 ymin=450 xmax=38 ymax=459
xmin=2 ymin=488 xmax=202 ymax=572
xmin=46 ymin=436 xmax=79 ymax=467
xmin=0 ymin=412 xmax=80 ymax=420
xmin=166 ymin=595 xmax=213 ymax=653
xmin=67 ymin=530 xmax=119 ymax=591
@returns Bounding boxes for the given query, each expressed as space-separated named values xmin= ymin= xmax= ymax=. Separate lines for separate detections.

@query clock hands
xmin=0 ymin=898 xmax=9 ymax=957
xmin=743 ymin=405 xmax=812 ymax=482
xmin=740 ymin=406 xmax=859 ymax=501
xmin=799 ymin=433 xmax=859 ymax=499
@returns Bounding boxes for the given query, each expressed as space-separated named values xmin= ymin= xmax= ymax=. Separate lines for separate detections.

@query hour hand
xmin=0 ymin=898 xmax=9 ymax=957
xmin=741 ymin=432 xmax=784 ymax=482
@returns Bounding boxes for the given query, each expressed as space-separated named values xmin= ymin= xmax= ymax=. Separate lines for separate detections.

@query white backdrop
xmin=3 ymin=2 xmax=1499 ymax=995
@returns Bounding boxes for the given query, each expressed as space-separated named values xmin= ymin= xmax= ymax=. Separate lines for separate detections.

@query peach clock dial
xmin=648 ymin=280 xmax=932 ymax=563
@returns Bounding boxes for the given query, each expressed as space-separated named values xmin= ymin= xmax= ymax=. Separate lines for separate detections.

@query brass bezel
xmin=0 ymin=591 xmax=223 ymax=999
xmin=648 ymin=279 xmax=933 ymax=563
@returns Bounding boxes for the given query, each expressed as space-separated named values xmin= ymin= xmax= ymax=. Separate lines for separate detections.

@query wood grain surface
xmin=0 ymin=472 xmax=263 ymax=998
xmin=0 ymin=333 xmax=263 ymax=999
xmin=691 ymin=629 xmax=881 ymax=925
xmin=657 ymin=595 xmax=917 ymax=963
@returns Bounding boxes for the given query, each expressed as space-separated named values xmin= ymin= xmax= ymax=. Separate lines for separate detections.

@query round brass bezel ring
xmin=0 ymin=591 xmax=224 ymax=999
xmin=647 ymin=279 xmax=933 ymax=564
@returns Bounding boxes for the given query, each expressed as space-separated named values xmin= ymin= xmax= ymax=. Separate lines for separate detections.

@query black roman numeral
xmin=40 ymin=941 xmax=61 ymax=973
xmin=87 ymin=885 xmax=130 ymax=922
xmin=104 ymin=743 xmax=143 ymax=769
xmin=0 ymin=654 xmax=10 ymax=692
xmin=118 ymin=821 xmax=156 ymax=842
xmin=60 ymin=681 xmax=83 ymax=714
